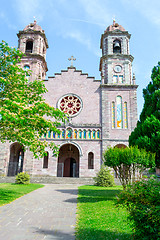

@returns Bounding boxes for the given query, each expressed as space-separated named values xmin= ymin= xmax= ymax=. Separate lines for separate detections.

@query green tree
xmin=0 ymin=41 xmax=66 ymax=158
xmin=103 ymin=146 xmax=155 ymax=189
xmin=129 ymin=62 xmax=160 ymax=167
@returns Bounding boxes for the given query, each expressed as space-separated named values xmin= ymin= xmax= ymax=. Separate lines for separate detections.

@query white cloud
xmin=14 ymin=0 xmax=54 ymax=24
xmin=122 ymin=0 xmax=160 ymax=26
xmin=64 ymin=30 xmax=101 ymax=57
xmin=78 ymin=0 xmax=112 ymax=26
xmin=13 ymin=0 xmax=106 ymax=56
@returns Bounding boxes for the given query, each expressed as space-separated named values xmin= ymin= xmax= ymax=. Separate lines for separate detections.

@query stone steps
xmin=0 ymin=176 xmax=121 ymax=185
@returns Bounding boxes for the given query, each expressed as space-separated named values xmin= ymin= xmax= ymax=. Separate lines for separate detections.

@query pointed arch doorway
xmin=57 ymin=144 xmax=79 ymax=178
xmin=8 ymin=143 xmax=24 ymax=176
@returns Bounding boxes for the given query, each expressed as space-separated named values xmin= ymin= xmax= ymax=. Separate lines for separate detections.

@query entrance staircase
xmin=0 ymin=176 xmax=121 ymax=185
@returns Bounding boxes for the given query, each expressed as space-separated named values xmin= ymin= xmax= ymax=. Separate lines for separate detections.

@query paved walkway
xmin=0 ymin=184 xmax=79 ymax=240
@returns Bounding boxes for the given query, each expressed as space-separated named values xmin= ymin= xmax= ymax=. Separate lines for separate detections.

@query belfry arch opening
xmin=57 ymin=144 xmax=79 ymax=178
xmin=25 ymin=40 xmax=33 ymax=53
xmin=113 ymin=39 xmax=121 ymax=53
xmin=8 ymin=143 xmax=24 ymax=176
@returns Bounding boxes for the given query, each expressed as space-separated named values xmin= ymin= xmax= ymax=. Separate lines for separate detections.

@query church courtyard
xmin=0 ymin=183 xmax=133 ymax=240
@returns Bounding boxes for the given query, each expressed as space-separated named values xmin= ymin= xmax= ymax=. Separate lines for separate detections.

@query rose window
xmin=58 ymin=95 xmax=82 ymax=117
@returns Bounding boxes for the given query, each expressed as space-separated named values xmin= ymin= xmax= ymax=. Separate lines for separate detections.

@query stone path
xmin=0 ymin=184 xmax=79 ymax=240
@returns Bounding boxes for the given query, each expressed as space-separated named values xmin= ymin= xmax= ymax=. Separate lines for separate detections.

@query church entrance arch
xmin=57 ymin=144 xmax=79 ymax=178
xmin=8 ymin=143 xmax=24 ymax=176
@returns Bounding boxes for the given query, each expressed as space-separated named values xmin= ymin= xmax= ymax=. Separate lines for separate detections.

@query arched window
xmin=53 ymin=132 xmax=56 ymax=138
xmin=112 ymin=101 xmax=115 ymax=128
xmin=74 ymin=129 xmax=77 ymax=139
xmin=92 ymin=130 xmax=95 ymax=139
xmin=66 ymin=128 xmax=72 ymax=139
xmin=43 ymin=152 xmax=49 ymax=168
xmin=57 ymin=131 xmax=61 ymax=139
xmin=119 ymin=75 xmax=123 ymax=83
xmin=62 ymin=129 xmax=65 ymax=139
xmin=88 ymin=130 xmax=91 ymax=139
xmin=113 ymin=75 xmax=118 ymax=83
xmin=88 ymin=152 xmax=94 ymax=169
xmin=25 ymin=40 xmax=33 ymax=53
xmin=117 ymin=96 xmax=123 ymax=129
xmin=113 ymin=39 xmax=121 ymax=53
xmin=83 ymin=129 xmax=86 ymax=139
xmin=23 ymin=65 xmax=30 ymax=79
xmin=79 ymin=129 xmax=82 ymax=139
xmin=97 ymin=130 xmax=100 ymax=139
xmin=48 ymin=131 xmax=51 ymax=138
xmin=124 ymin=102 xmax=128 ymax=129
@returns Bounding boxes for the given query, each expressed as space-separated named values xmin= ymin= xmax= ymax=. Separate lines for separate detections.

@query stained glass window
xmin=74 ymin=130 xmax=77 ymax=139
xmin=58 ymin=95 xmax=82 ymax=117
xmin=97 ymin=130 xmax=100 ymax=139
xmin=92 ymin=130 xmax=95 ymax=139
xmin=53 ymin=132 xmax=56 ymax=138
xmin=88 ymin=130 xmax=91 ymax=139
xmin=48 ymin=131 xmax=51 ymax=138
xmin=112 ymin=101 xmax=115 ymax=128
xmin=66 ymin=128 xmax=72 ymax=139
xmin=124 ymin=102 xmax=128 ymax=129
xmin=83 ymin=129 xmax=86 ymax=139
xmin=79 ymin=129 xmax=82 ymax=139
xmin=62 ymin=129 xmax=65 ymax=139
xmin=117 ymin=96 xmax=123 ymax=129
xmin=57 ymin=132 xmax=60 ymax=139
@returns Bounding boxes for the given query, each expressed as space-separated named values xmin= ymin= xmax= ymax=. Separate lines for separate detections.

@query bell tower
xmin=17 ymin=20 xmax=48 ymax=81
xmin=100 ymin=21 xmax=138 ymax=151
xmin=100 ymin=20 xmax=134 ymax=85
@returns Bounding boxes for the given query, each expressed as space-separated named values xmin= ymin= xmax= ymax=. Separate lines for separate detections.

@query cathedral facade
xmin=0 ymin=20 xmax=138 ymax=178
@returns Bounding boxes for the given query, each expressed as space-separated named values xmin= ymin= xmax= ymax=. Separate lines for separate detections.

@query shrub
xmin=117 ymin=176 xmax=160 ymax=240
xmin=15 ymin=172 xmax=30 ymax=184
xmin=94 ymin=165 xmax=115 ymax=187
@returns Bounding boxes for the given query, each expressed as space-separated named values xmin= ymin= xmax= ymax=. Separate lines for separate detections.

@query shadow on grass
xmin=34 ymin=227 xmax=133 ymax=240
xmin=76 ymin=227 xmax=133 ymax=240
xmin=78 ymin=188 xmax=122 ymax=203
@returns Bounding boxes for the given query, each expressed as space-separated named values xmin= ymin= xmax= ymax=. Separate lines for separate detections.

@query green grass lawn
xmin=0 ymin=183 xmax=44 ymax=206
xmin=76 ymin=185 xmax=133 ymax=240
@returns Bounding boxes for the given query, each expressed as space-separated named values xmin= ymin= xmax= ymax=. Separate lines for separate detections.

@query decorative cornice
xmin=59 ymin=123 xmax=102 ymax=128
xmin=100 ymin=84 xmax=138 ymax=89
xmin=22 ymin=53 xmax=48 ymax=71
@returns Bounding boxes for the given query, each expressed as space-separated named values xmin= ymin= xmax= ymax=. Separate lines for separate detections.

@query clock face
xmin=114 ymin=65 xmax=122 ymax=73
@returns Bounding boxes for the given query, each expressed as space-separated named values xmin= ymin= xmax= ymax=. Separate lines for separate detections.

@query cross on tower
xmin=68 ymin=55 xmax=76 ymax=67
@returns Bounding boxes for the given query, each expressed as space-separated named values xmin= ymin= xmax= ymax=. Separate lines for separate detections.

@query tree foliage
xmin=117 ymin=177 xmax=160 ymax=240
xmin=103 ymin=146 xmax=155 ymax=189
xmin=129 ymin=62 xmax=160 ymax=167
xmin=0 ymin=41 xmax=66 ymax=158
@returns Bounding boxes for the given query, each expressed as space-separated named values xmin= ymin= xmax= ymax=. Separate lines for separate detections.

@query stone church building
xmin=0 ymin=20 xmax=138 ymax=178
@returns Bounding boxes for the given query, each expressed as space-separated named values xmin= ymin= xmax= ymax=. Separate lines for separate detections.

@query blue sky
xmin=1 ymin=0 xmax=160 ymax=116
